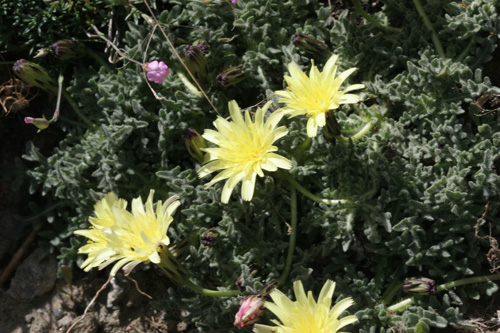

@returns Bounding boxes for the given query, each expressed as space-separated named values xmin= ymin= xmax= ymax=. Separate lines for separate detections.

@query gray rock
xmin=8 ymin=248 xmax=57 ymax=301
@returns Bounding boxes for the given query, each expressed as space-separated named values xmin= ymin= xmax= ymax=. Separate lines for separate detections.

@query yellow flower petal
xmin=275 ymin=54 xmax=364 ymax=137
xmin=198 ymin=100 xmax=291 ymax=203
xmin=74 ymin=191 xmax=180 ymax=276
xmin=258 ymin=280 xmax=357 ymax=333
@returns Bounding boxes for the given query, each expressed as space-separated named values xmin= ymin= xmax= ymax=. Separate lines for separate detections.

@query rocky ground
xmin=0 ymin=254 xmax=189 ymax=332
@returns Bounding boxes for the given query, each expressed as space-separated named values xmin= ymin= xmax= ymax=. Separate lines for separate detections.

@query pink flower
xmin=234 ymin=295 xmax=265 ymax=328
xmin=231 ymin=0 xmax=238 ymax=3
xmin=143 ymin=61 xmax=170 ymax=84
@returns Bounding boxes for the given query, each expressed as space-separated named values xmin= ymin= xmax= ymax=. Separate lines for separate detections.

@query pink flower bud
xmin=143 ymin=61 xmax=170 ymax=84
xmin=234 ymin=295 xmax=265 ymax=329
xmin=232 ymin=0 xmax=238 ymax=3
xmin=24 ymin=116 xmax=50 ymax=130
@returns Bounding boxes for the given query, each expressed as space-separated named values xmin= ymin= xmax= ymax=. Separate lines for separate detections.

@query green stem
xmin=436 ymin=274 xmax=500 ymax=292
xmin=352 ymin=0 xmax=401 ymax=33
xmin=278 ymin=186 xmax=298 ymax=285
xmin=183 ymin=278 xmax=240 ymax=297
xmin=50 ymin=73 xmax=64 ymax=123
xmin=455 ymin=38 xmax=474 ymax=63
xmin=411 ymin=0 xmax=445 ymax=58
xmin=337 ymin=118 xmax=378 ymax=143
xmin=157 ymin=244 xmax=240 ymax=298
xmin=379 ymin=281 xmax=403 ymax=306
xmin=280 ymin=171 xmax=350 ymax=206
xmin=86 ymin=48 xmax=111 ymax=69
xmin=21 ymin=201 xmax=67 ymax=222
xmin=61 ymin=90 xmax=97 ymax=129
xmin=387 ymin=297 xmax=413 ymax=312
xmin=387 ymin=274 xmax=500 ymax=312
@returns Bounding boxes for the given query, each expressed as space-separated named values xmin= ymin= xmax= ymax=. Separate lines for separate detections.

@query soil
xmin=0 ymin=266 xmax=188 ymax=333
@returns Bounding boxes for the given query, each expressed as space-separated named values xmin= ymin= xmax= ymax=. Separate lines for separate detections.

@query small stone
xmin=70 ymin=314 xmax=98 ymax=333
xmin=8 ymin=248 xmax=57 ymax=301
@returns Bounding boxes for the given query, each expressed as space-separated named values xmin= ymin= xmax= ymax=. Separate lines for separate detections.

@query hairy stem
xmin=352 ymin=0 xmax=401 ymax=33
xmin=337 ymin=118 xmax=378 ymax=143
xmin=412 ymin=0 xmax=445 ymax=58
xmin=280 ymin=171 xmax=350 ymax=206
xmin=61 ymin=90 xmax=97 ymax=129
xmin=278 ymin=186 xmax=298 ymax=285
xmin=183 ymin=279 xmax=241 ymax=297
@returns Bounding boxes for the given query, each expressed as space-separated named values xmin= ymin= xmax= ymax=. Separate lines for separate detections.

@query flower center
xmin=221 ymin=126 xmax=271 ymax=171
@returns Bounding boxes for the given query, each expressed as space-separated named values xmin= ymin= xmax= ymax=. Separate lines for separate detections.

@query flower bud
xmin=234 ymin=295 xmax=265 ymax=328
xmin=181 ymin=45 xmax=210 ymax=89
xmin=59 ymin=265 xmax=73 ymax=285
xmin=12 ymin=60 xmax=58 ymax=94
xmin=182 ymin=128 xmax=207 ymax=164
xmin=193 ymin=39 xmax=210 ymax=55
xmin=216 ymin=65 xmax=246 ymax=88
xmin=235 ymin=275 xmax=245 ymax=291
xmin=200 ymin=228 xmax=219 ymax=247
xmin=24 ymin=116 xmax=50 ymax=130
xmin=292 ymin=32 xmax=330 ymax=59
xmin=50 ymin=39 xmax=86 ymax=60
xmin=402 ymin=277 xmax=436 ymax=295
xmin=143 ymin=61 xmax=170 ymax=84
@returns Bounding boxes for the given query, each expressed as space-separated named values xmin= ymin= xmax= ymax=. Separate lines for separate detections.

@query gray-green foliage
xmin=21 ymin=0 xmax=500 ymax=331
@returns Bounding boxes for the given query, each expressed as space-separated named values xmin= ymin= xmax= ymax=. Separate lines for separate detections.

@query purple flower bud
xmin=292 ymin=32 xmax=331 ymax=59
xmin=193 ymin=39 xmax=210 ymax=55
xmin=402 ymin=277 xmax=436 ymax=295
xmin=216 ymin=65 xmax=246 ymax=88
xmin=200 ymin=228 xmax=219 ymax=246
xmin=143 ymin=61 xmax=170 ymax=84
xmin=234 ymin=295 xmax=265 ymax=328
xmin=181 ymin=45 xmax=210 ymax=89
xmin=182 ymin=128 xmax=207 ymax=164
xmin=50 ymin=39 xmax=86 ymax=60
xmin=24 ymin=116 xmax=50 ymax=130
xmin=13 ymin=59 xmax=58 ymax=94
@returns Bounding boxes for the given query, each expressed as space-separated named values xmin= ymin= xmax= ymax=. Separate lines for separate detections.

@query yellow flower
xmin=74 ymin=190 xmax=180 ymax=276
xmin=253 ymin=280 xmax=358 ymax=333
xmin=275 ymin=54 xmax=364 ymax=137
xmin=198 ymin=100 xmax=292 ymax=203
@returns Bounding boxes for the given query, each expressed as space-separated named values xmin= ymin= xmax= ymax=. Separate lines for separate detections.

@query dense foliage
xmin=8 ymin=0 xmax=500 ymax=331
